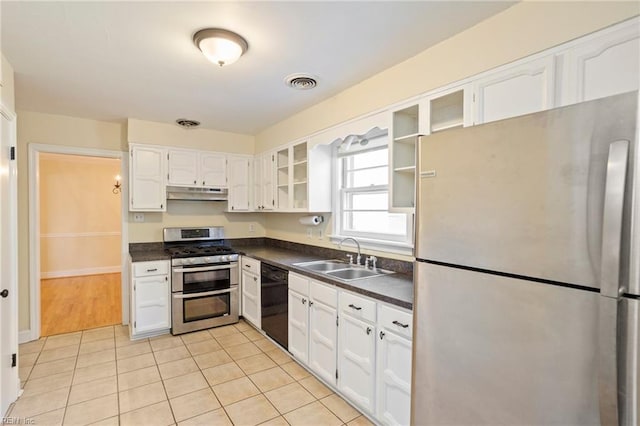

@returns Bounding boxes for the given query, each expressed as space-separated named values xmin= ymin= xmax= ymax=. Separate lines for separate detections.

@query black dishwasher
xmin=260 ymin=263 xmax=288 ymax=349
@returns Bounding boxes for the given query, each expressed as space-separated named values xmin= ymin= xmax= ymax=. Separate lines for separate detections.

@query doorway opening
xmin=36 ymin=152 xmax=124 ymax=336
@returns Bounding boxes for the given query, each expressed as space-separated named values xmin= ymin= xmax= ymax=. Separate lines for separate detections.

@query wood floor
xmin=41 ymin=273 xmax=122 ymax=337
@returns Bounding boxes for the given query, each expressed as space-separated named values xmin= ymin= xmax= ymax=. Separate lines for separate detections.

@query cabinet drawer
xmin=340 ymin=291 xmax=376 ymax=323
xmin=133 ymin=260 xmax=169 ymax=277
xmin=310 ymin=280 xmax=337 ymax=308
xmin=289 ymin=272 xmax=309 ymax=296
xmin=379 ymin=304 xmax=413 ymax=339
xmin=241 ymin=256 xmax=260 ymax=273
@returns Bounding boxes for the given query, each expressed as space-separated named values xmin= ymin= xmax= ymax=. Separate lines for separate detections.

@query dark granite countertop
xmin=128 ymin=239 xmax=414 ymax=310
xmin=129 ymin=242 xmax=170 ymax=262
xmin=236 ymin=246 xmax=413 ymax=310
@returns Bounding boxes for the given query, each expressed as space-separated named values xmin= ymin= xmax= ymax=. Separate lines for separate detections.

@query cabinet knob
xmin=366 ymin=327 xmax=372 ymax=335
xmin=309 ymin=300 xmax=314 ymax=306
xmin=302 ymin=298 xmax=307 ymax=305
xmin=253 ymin=277 xmax=257 ymax=282
xmin=379 ymin=331 xmax=385 ymax=340
xmin=194 ymin=180 xmax=197 ymax=184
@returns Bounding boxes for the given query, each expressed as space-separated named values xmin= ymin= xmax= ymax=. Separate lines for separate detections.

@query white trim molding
xmin=28 ymin=143 xmax=129 ymax=341
xmin=41 ymin=266 xmax=122 ymax=279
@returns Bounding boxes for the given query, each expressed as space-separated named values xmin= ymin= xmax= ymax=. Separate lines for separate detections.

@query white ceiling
xmin=1 ymin=1 xmax=515 ymax=135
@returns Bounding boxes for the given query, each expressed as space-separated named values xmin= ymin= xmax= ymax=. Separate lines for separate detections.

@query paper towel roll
xmin=299 ymin=215 xmax=324 ymax=226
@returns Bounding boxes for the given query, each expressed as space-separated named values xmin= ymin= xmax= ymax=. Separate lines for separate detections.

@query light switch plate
xmin=133 ymin=213 xmax=145 ymax=222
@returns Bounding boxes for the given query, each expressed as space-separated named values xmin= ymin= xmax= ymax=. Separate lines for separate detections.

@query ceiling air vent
xmin=176 ymin=118 xmax=201 ymax=128
xmin=285 ymin=74 xmax=318 ymax=90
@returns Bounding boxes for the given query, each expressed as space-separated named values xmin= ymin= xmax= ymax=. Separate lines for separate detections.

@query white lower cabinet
xmin=308 ymin=296 xmax=338 ymax=386
xmin=376 ymin=305 xmax=413 ymax=425
xmin=338 ymin=311 xmax=376 ymax=414
xmin=241 ymin=257 xmax=261 ymax=328
xmin=286 ymin=272 xmax=413 ymax=425
xmin=130 ymin=259 xmax=171 ymax=339
xmin=288 ymin=272 xmax=338 ymax=385
xmin=288 ymin=272 xmax=310 ymax=365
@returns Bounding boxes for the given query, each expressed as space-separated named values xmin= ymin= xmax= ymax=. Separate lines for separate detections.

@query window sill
xmin=328 ymin=234 xmax=414 ymax=256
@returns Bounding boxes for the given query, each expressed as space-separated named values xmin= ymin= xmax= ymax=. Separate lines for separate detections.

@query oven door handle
xmin=172 ymin=264 xmax=238 ymax=273
xmin=173 ymin=287 xmax=238 ymax=299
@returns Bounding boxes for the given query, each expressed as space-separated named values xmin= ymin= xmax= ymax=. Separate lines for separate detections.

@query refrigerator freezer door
xmin=416 ymin=92 xmax=637 ymax=291
xmin=412 ymin=261 xmax=600 ymax=425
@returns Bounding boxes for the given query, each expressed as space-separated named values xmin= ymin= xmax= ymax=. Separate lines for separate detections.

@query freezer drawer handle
xmin=392 ymin=320 xmax=409 ymax=328
xmin=348 ymin=304 xmax=362 ymax=311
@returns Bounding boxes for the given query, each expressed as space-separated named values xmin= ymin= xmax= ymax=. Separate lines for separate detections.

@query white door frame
xmin=1 ymin=104 xmax=18 ymax=415
xmin=28 ymin=144 xmax=129 ymax=341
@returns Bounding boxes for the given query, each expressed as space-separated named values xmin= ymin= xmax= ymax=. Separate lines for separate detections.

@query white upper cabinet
xmin=258 ymin=150 xmax=275 ymax=211
xmin=389 ymin=84 xmax=472 ymax=212
xmin=227 ymin=155 xmax=251 ymax=212
xmin=167 ymin=149 xmax=198 ymax=186
xmin=561 ymin=19 xmax=640 ymax=105
xmin=259 ymin=140 xmax=331 ymax=213
xmin=168 ymin=149 xmax=227 ymax=188
xmin=473 ymin=56 xmax=556 ymax=124
xmin=200 ymin=153 xmax=227 ymax=187
xmin=129 ymin=144 xmax=166 ymax=212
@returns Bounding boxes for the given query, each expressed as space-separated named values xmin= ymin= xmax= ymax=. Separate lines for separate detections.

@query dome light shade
xmin=193 ymin=28 xmax=248 ymax=67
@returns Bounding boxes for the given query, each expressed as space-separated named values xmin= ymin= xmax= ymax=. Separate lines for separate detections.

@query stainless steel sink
xmin=293 ymin=260 xmax=348 ymax=272
xmin=294 ymin=259 xmax=394 ymax=281
xmin=325 ymin=268 xmax=387 ymax=280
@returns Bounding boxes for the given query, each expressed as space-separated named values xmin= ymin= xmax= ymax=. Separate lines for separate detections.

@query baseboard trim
xmin=19 ymin=330 xmax=34 ymax=344
xmin=41 ymin=266 xmax=121 ymax=279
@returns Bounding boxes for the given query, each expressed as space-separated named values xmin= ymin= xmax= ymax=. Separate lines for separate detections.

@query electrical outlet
xmin=133 ymin=213 xmax=145 ymax=222
xmin=307 ymin=228 xmax=313 ymax=238
xmin=249 ymin=224 xmax=255 ymax=233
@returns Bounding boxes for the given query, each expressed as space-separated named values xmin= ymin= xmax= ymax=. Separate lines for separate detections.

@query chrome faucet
xmin=339 ymin=237 xmax=361 ymax=265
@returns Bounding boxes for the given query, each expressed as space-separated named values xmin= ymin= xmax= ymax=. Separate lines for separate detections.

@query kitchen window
xmin=333 ymin=135 xmax=413 ymax=252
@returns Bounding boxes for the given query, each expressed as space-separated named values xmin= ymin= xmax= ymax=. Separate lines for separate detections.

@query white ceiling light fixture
xmin=193 ymin=28 xmax=248 ymax=67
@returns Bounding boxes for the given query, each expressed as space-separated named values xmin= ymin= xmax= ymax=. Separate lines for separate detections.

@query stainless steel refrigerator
xmin=413 ymin=91 xmax=639 ymax=425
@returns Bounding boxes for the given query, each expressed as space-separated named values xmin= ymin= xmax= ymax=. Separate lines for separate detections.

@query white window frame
xmin=332 ymin=144 xmax=413 ymax=254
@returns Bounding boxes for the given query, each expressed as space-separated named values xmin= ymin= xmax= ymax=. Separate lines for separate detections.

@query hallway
xmin=40 ymin=273 xmax=122 ymax=337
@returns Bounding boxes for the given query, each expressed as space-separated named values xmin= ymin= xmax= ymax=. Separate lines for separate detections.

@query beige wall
xmin=39 ymin=153 xmax=121 ymax=276
xmin=259 ymin=1 xmax=639 ymax=255
xmin=255 ymin=2 xmax=640 ymax=152
xmin=128 ymin=118 xmax=255 ymax=154
xmin=17 ymin=113 xmax=261 ymax=331
xmin=16 ymin=112 xmax=126 ymax=331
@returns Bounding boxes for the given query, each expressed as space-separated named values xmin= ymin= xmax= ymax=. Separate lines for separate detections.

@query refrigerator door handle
xmin=600 ymin=139 xmax=629 ymax=299
xmin=598 ymin=139 xmax=629 ymax=426
xmin=599 ymin=297 xmax=621 ymax=426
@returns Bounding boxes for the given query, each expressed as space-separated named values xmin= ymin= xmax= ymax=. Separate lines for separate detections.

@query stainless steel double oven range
xmin=164 ymin=227 xmax=239 ymax=335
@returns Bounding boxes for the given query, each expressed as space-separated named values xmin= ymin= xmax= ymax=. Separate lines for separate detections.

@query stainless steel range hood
xmin=166 ymin=185 xmax=228 ymax=201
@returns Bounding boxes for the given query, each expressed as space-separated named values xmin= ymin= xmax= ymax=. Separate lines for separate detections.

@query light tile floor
xmin=8 ymin=320 xmax=374 ymax=426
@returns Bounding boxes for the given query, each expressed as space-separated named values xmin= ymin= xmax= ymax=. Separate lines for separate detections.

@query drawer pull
xmin=392 ymin=320 xmax=409 ymax=328
xmin=348 ymin=304 xmax=362 ymax=311
xmin=245 ymin=264 xmax=251 ymax=268
xmin=146 ymin=268 xmax=158 ymax=272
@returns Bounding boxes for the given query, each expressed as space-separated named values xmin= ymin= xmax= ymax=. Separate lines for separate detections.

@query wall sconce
xmin=113 ymin=175 xmax=121 ymax=194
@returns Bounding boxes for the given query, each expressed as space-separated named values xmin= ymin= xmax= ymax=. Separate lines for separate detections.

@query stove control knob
xmin=205 ymin=257 xmax=213 ymax=264
xmin=221 ymin=255 xmax=229 ymax=262
xmin=189 ymin=258 xmax=197 ymax=265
